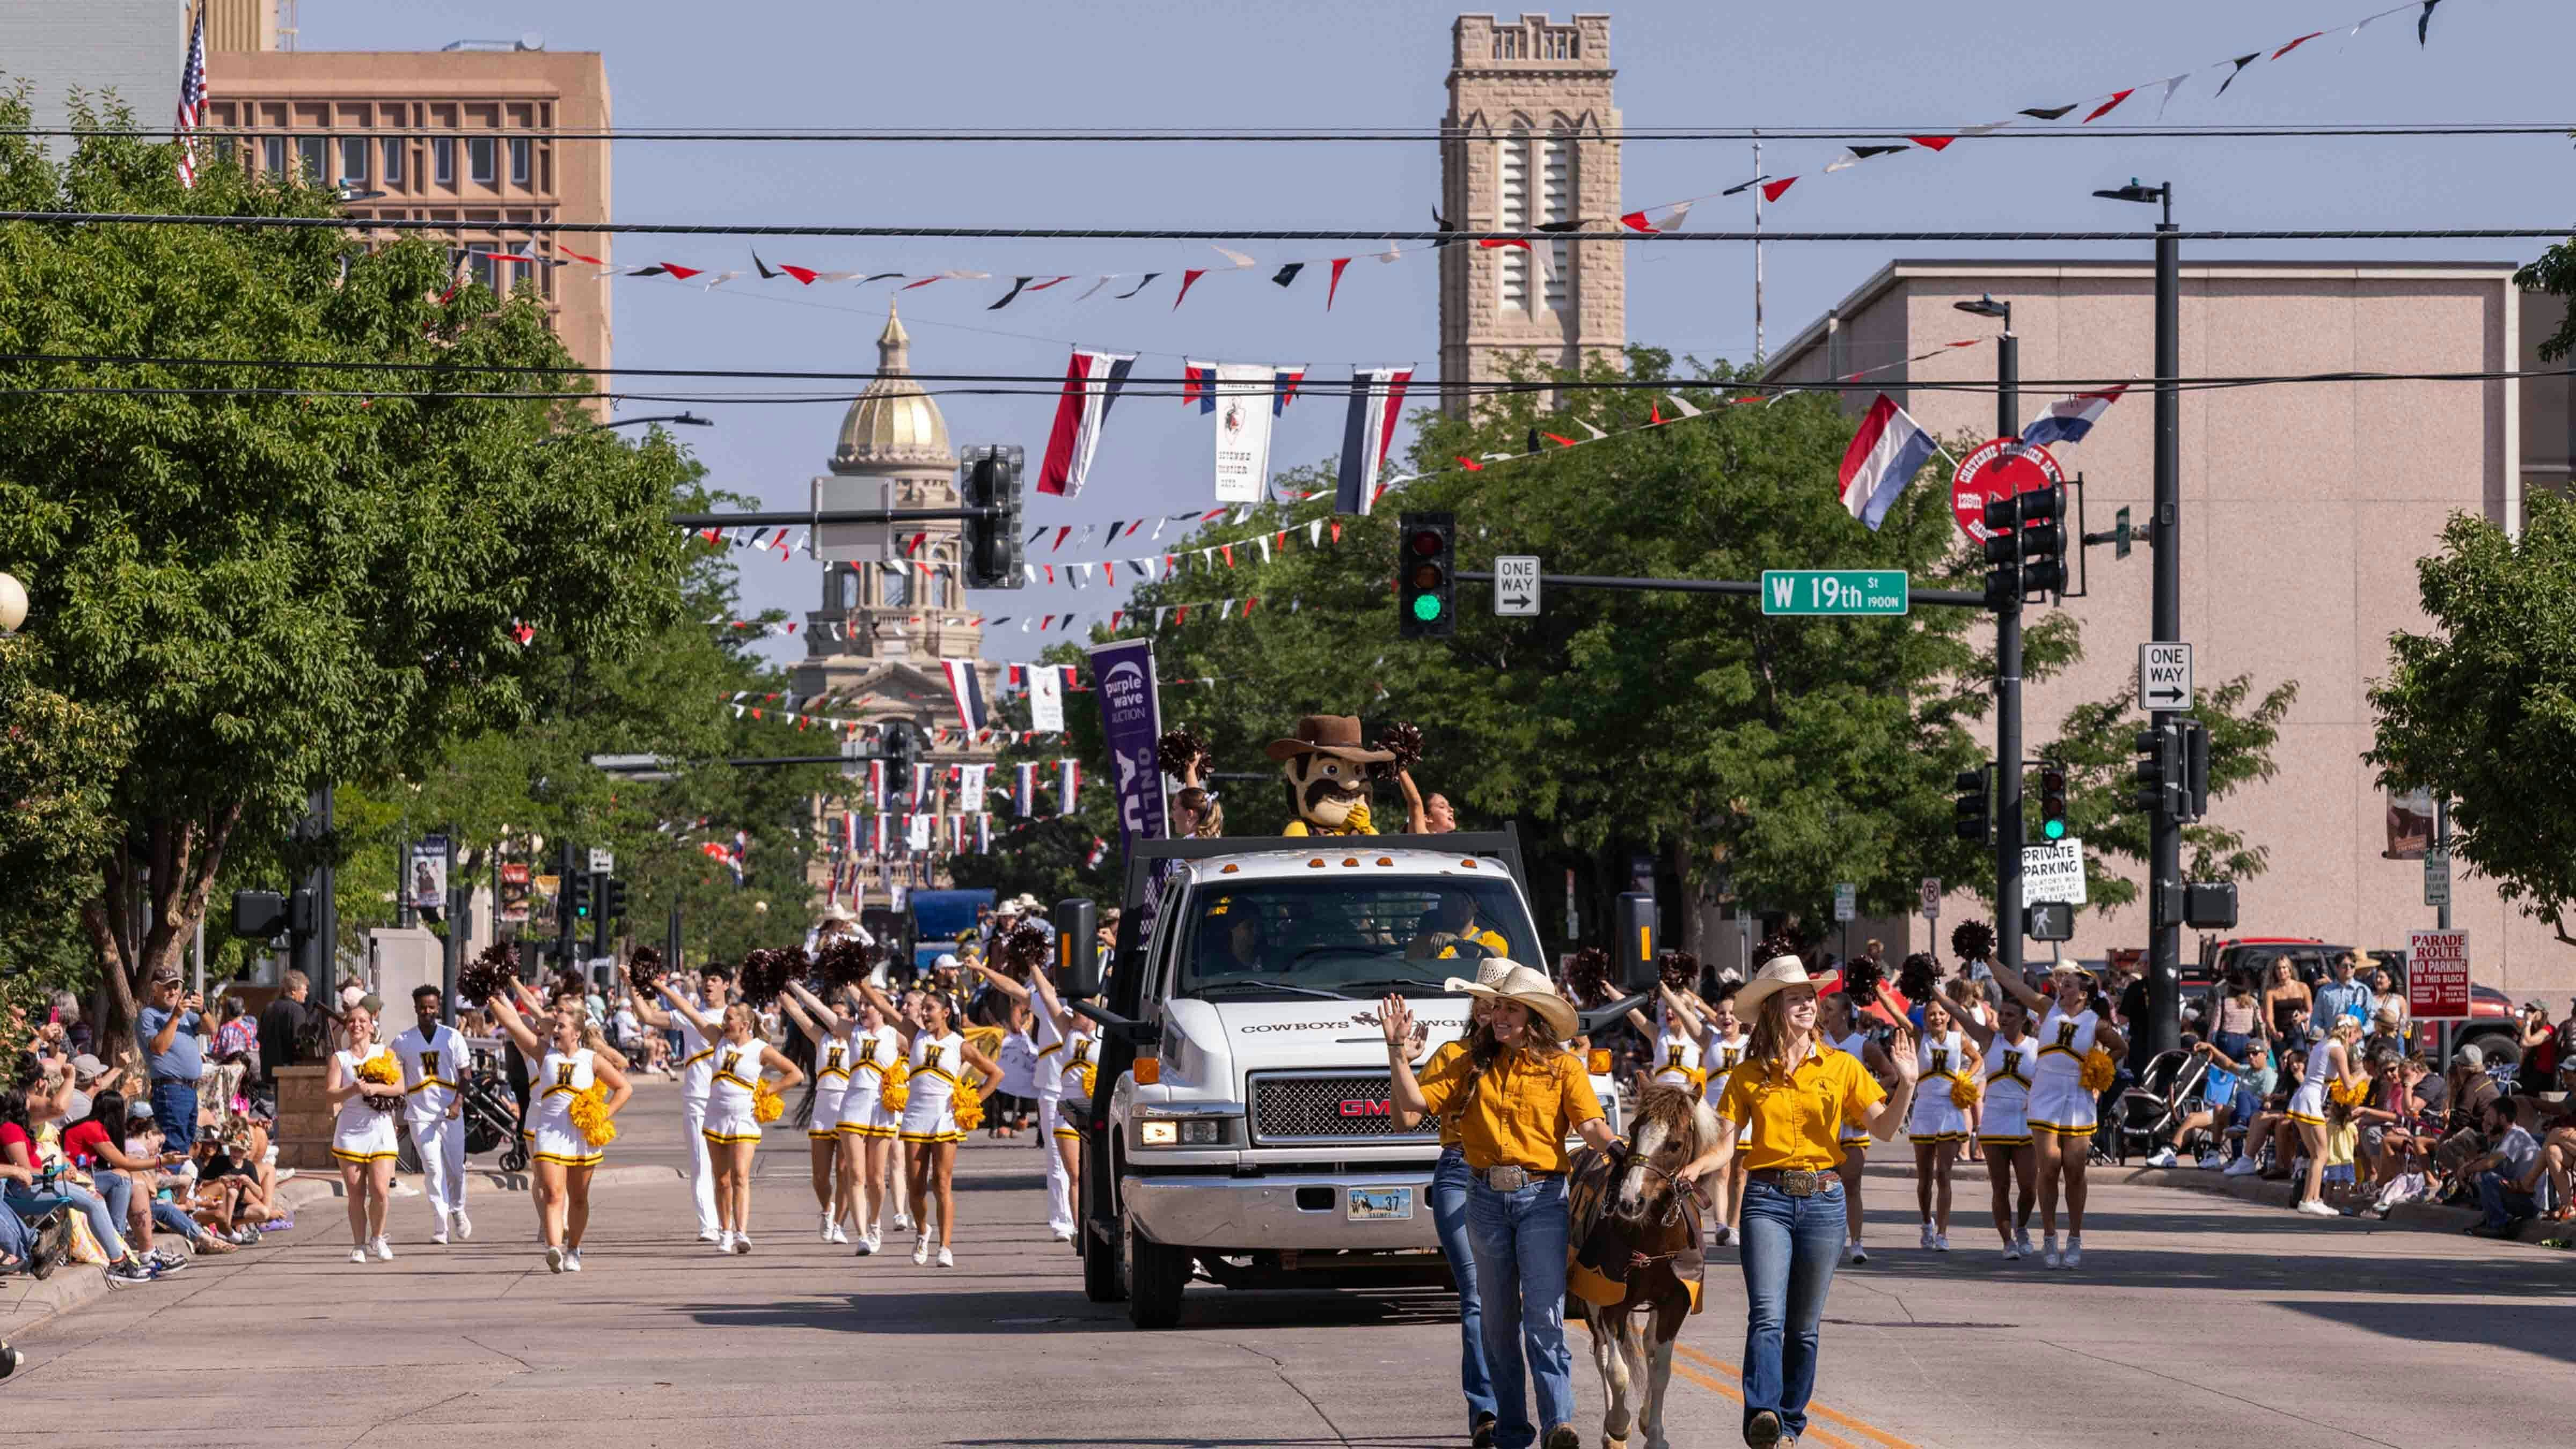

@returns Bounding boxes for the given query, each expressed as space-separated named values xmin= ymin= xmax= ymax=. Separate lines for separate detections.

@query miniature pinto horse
xmin=1568 ymin=1085 xmax=1719 ymax=1449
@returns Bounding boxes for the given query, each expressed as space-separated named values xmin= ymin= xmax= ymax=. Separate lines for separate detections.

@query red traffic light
xmin=1408 ymin=529 xmax=1444 ymax=557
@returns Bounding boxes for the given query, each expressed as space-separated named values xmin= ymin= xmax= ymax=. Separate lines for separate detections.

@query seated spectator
xmin=121 ymin=1102 xmax=239 ymax=1258
xmin=2152 ymin=1037 xmax=2275 ymax=1169
xmin=2464 ymin=1096 xmax=2546 ymax=1238
xmin=2364 ymin=1055 xmax=2449 ymax=1214
xmin=1 ymin=1087 xmax=160 ymax=1284
xmin=64 ymin=1093 xmax=223 ymax=1271
xmin=2431 ymin=1045 xmax=2505 ymax=1194
xmin=2231 ymin=1048 xmax=2311 ymax=1181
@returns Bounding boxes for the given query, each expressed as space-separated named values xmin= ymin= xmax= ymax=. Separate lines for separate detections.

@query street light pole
xmin=2148 ymin=186 xmax=2183 ymax=1058
xmin=1959 ymin=295 xmax=2021 ymax=984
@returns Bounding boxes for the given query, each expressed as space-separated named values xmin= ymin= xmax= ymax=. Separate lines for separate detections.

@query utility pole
xmin=2148 ymin=184 xmax=2185 ymax=1058
xmin=1995 ymin=314 xmax=2022 ymax=992
xmin=1752 ymin=133 xmax=1766 ymax=367
xmin=440 ymin=828 xmax=462 ymax=1025
xmin=2434 ymin=797 xmax=2452 ymax=933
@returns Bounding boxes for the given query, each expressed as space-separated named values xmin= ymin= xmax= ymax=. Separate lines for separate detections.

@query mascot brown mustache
xmin=1263 ymin=714 xmax=1427 ymax=837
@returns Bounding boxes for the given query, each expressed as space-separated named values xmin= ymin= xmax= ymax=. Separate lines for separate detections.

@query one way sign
xmin=2138 ymin=642 xmax=2193 ymax=712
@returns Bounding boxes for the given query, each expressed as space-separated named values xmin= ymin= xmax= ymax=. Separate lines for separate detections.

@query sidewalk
xmin=2110 ymin=1158 xmax=2576 ymax=1248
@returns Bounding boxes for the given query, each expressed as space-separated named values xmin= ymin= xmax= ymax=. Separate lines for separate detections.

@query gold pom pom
xmin=569 ymin=1084 xmax=617 ymax=1147
xmin=356 ymin=1053 xmax=402 ymax=1088
xmin=2079 ymin=1046 xmax=2116 ymax=1095
xmin=954 ymin=1091 xmax=984 ymax=1133
xmin=882 ymin=1062 xmax=910 ymax=1115
xmin=1949 ymin=1075 xmax=1983 ymax=1111
xmin=753 ymin=1080 xmax=784 ymax=1124
xmin=1078 ymin=1063 xmax=1097 ymax=1100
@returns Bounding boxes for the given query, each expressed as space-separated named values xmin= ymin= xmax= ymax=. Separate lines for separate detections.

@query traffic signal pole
xmin=2146 ymin=189 xmax=2185 ymax=1058
xmin=1994 ymin=328 xmax=2024 ymax=993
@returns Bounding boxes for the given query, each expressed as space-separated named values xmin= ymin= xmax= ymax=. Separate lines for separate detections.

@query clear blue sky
xmin=294 ymin=0 xmax=2571 ymax=665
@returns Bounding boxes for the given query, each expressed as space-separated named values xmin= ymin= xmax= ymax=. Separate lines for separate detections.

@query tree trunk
xmin=80 ymin=802 xmax=244 ymax=1074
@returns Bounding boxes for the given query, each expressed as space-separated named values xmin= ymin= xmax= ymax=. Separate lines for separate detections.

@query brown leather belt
xmin=1747 ymin=1167 xmax=1835 ymax=1197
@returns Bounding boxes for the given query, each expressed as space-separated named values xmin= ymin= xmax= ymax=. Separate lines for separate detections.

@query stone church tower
xmin=1437 ymin=13 xmax=1625 ymax=416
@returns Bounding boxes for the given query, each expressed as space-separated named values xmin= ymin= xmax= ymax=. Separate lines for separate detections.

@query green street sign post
xmin=1759 ymin=570 xmax=1910 ymax=616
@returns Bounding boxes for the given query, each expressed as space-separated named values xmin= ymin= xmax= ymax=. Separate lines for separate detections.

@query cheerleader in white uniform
xmin=861 ymin=982 xmax=1000 ymax=1267
xmin=1992 ymin=963 xmax=2126 ymax=1268
xmin=627 ymin=962 xmax=734 ymax=1243
xmin=1820 ymin=976 xmax=1902 ymax=1263
xmin=324 ymin=1001 xmax=406 ymax=1264
xmin=1949 ymin=994 xmax=2039 ymax=1257
xmin=699 ymin=1002 xmax=806 ymax=1255
xmin=780 ymin=979 xmax=859 ymax=1243
xmin=487 ymin=992 xmax=631 ymax=1273
xmin=1695 ymin=983 xmax=1752 ymax=1245
xmin=971 ymin=956 xmax=1091 ymax=1245
xmin=1904 ymin=993 xmax=1975 ymax=1251
xmin=2288 ymin=1016 xmax=2365 ymax=1217
xmin=833 ymin=988 xmax=904 ymax=1255
xmin=1627 ymin=983 xmax=1708 ymax=1100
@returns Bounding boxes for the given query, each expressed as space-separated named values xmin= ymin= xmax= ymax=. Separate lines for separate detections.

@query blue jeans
xmin=91 ymin=1169 xmax=136 ymax=1237
xmin=1465 ymin=1172 xmax=1573 ymax=1449
xmin=4 ymin=1183 xmax=127 ymax=1261
xmin=153 ymin=1078 xmax=201 ymax=1154
xmin=1430 ymin=1147 xmax=1497 ymax=1429
xmin=1739 ymin=1177 xmax=1847 ymax=1441
xmin=0 ymin=1199 xmax=29 ymax=1264
xmin=150 ymin=1198 xmax=204 ymax=1243
xmin=2477 ymin=1170 xmax=2536 ymax=1230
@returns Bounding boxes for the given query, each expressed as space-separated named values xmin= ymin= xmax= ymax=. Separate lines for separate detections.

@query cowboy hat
xmin=1735 ymin=954 xmax=1835 ymax=1021
xmin=1263 ymin=714 xmax=1394 ymax=764
xmin=1439 ymin=962 xmax=1578 ymax=1042
xmin=816 ymin=903 xmax=859 ymax=924
xmin=1002 ymin=892 xmax=1048 ymax=916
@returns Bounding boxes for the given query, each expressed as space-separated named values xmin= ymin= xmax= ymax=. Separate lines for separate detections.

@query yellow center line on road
xmin=1571 ymin=1320 xmax=1867 ymax=1449
xmin=1667 ymin=1340 xmax=1920 ymax=1449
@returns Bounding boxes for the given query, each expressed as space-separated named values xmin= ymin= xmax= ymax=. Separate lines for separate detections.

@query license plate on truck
xmin=1346 ymin=1186 xmax=1415 ymax=1221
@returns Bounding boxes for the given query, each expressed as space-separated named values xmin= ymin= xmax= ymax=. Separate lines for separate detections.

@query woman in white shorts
xmin=835 ymin=986 xmax=904 ymax=1255
xmin=1951 ymin=993 xmax=2038 ymax=1258
xmin=860 ymin=982 xmax=999 ymax=1268
xmin=781 ymin=979 xmax=858 ymax=1243
xmin=487 ymin=991 xmax=631 ymax=1274
xmin=1905 ymin=990 xmax=1976 ymax=1251
xmin=325 ymin=1001 xmax=406 ymax=1264
xmin=1993 ymin=964 xmax=2125 ymax=1269
xmin=701 ymin=1002 xmax=806 ymax=1255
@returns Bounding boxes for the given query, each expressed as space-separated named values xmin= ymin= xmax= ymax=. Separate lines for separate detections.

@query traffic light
xmin=2038 ymin=764 xmax=2069 ymax=842
xmin=1981 ymin=483 xmax=2069 ymax=606
xmin=958 ymin=444 xmax=1025 ymax=590
xmin=2024 ymin=901 xmax=2075 ymax=942
xmin=564 ymin=869 xmax=594 ymax=925
xmin=2133 ymin=723 xmax=2186 ymax=819
xmin=603 ymin=876 xmax=631 ymax=922
xmin=1953 ymin=767 xmax=1990 ymax=844
xmin=232 ymin=890 xmax=287 ymax=939
xmin=882 ymin=722 xmax=918 ymax=803
xmin=1396 ymin=511 xmax=1455 ymax=639
xmin=2182 ymin=718 xmax=2211 ymax=821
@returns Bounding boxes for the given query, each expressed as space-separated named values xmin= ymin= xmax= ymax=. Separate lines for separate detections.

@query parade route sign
xmin=2138 ymin=642 xmax=2193 ymax=712
xmin=1761 ymin=570 xmax=1910 ymax=616
xmin=2407 ymin=929 xmax=2470 ymax=1019
xmin=2023 ymin=837 xmax=2088 ymax=905
xmin=1495 ymin=556 xmax=1541 ymax=617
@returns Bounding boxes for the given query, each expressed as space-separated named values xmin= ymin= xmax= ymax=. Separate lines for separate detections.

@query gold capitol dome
xmin=831 ymin=302 xmax=954 ymax=472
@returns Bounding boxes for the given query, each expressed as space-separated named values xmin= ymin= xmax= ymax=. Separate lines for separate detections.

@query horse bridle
xmin=1615 ymin=1146 xmax=1694 ymax=1230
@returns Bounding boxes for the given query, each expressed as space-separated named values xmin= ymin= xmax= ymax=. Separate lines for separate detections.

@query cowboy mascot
xmin=1264 ymin=715 xmax=1428 ymax=837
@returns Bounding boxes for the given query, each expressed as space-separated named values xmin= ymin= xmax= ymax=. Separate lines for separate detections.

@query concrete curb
xmin=2 ymin=1163 xmax=682 ymax=1342
xmin=2112 ymin=1161 xmax=2575 ymax=1245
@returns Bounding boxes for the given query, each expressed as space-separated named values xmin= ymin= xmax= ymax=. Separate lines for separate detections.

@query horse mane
xmin=1632 ymin=1083 xmax=1719 ymax=1158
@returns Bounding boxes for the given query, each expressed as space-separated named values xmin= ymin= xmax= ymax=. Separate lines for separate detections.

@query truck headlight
xmin=1137 ymin=1116 xmax=1227 ymax=1147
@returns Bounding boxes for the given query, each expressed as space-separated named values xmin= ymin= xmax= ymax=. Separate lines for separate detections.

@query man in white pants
xmin=633 ymin=962 xmax=731 ymax=1241
xmin=390 ymin=984 xmax=472 ymax=1243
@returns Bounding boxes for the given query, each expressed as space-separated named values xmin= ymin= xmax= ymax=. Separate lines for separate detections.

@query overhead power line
xmin=2 ymin=210 xmax=2572 ymax=243
xmin=8 ymin=122 xmax=2575 ymax=143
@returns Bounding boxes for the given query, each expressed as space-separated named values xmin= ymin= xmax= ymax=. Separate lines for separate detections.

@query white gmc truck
xmin=1056 ymin=830 xmax=1649 ymax=1330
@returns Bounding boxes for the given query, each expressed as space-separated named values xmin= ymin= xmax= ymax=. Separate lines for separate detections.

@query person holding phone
xmin=137 ymin=975 xmax=209 ymax=1161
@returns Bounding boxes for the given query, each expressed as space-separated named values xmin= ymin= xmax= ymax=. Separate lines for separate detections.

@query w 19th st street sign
xmin=1760 ymin=570 xmax=1910 ymax=616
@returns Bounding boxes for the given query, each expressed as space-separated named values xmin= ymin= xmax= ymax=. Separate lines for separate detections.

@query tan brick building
xmin=1768 ymin=260 xmax=2576 ymax=997
xmin=1438 ymin=13 xmax=1624 ymax=415
xmin=196 ymin=3 xmax=612 ymax=374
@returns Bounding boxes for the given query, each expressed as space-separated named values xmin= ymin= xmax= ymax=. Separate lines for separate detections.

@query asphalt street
xmin=6 ymin=1079 xmax=2570 ymax=1448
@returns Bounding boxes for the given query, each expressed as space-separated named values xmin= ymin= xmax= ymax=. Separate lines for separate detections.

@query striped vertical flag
xmin=1335 ymin=366 xmax=1415 ymax=515
xmin=1016 ymin=762 xmax=1036 ymax=817
xmin=977 ymin=814 xmax=991 ymax=854
xmin=912 ymin=763 xmax=932 ymax=803
xmin=843 ymin=810 xmax=859 ymax=854
xmin=173 ymin=9 xmax=208 ymax=189
xmin=1058 ymin=758 xmax=1081 ymax=816
xmin=868 ymin=758 xmax=885 ymax=814
xmin=1037 ymin=347 xmax=1137 ymax=497
xmin=1836 ymin=393 xmax=1940 ymax=532
xmin=872 ymin=813 xmax=888 ymax=856
xmin=940 ymin=658 xmax=989 ymax=734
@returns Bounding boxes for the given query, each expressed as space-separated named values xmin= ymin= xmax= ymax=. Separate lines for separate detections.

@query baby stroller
xmin=2111 ymin=1048 xmax=2208 ymax=1163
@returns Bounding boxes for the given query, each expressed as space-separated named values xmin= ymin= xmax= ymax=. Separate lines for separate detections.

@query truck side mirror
xmin=1056 ymin=898 xmax=1101 ymax=998
xmin=1615 ymin=892 xmax=1658 ymax=993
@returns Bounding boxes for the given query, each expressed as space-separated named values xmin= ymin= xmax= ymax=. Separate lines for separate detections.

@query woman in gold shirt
xmin=1678 ymin=954 xmax=1920 ymax=1449
xmin=1382 ymin=965 xmax=1616 ymax=1449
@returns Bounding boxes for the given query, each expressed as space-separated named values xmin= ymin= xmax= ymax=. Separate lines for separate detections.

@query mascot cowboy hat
xmin=1263 ymin=715 xmax=1394 ymax=764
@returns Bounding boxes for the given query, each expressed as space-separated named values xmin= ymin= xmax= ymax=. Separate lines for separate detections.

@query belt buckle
xmin=1778 ymin=1168 xmax=1823 ymax=1198
xmin=1485 ymin=1165 xmax=1529 ymax=1192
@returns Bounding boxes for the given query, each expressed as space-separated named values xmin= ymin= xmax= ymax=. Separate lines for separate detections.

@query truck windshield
xmin=1177 ymin=875 xmax=1540 ymax=998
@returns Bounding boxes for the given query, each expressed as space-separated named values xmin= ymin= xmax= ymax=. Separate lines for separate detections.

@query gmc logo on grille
xmin=1337 ymin=1099 xmax=1392 ymax=1118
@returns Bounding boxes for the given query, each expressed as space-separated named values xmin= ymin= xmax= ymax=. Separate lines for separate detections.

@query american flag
xmin=173 ymin=10 xmax=208 ymax=189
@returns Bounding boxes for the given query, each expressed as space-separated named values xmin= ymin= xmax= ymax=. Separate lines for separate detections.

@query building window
xmin=433 ymin=137 xmax=455 ymax=186
xmin=339 ymin=136 xmax=367 ymax=185
xmin=1541 ymin=136 xmax=1572 ymax=313
xmin=881 ymin=566 xmax=908 ymax=609
xmin=381 ymin=137 xmax=404 ymax=188
xmin=261 ymin=135 xmax=286 ymax=176
xmin=1498 ymin=131 xmax=1531 ymax=311
xmin=467 ymin=136 xmax=496 ymax=185
xmin=509 ymin=136 xmax=531 ymax=187
xmin=295 ymin=135 xmax=325 ymax=181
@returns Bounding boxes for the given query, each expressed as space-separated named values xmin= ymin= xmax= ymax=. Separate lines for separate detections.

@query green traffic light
xmin=1411 ymin=594 xmax=1443 ymax=622
xmin=2042 ymin=818 xmax=2067 ymax=841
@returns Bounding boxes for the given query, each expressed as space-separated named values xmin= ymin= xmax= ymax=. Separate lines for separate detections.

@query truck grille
xmin=1249 ymin=1071 xmax=1439 ymax=1146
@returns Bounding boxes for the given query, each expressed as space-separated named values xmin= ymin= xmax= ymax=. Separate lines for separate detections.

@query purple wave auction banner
xmin=1084 ymin=636 xmax=1169 ymax=858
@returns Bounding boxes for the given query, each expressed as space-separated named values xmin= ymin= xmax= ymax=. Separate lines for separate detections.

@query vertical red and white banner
xmin=1016 ymin=762 xmax=1037 ymax=817
xmin=868 ymin=759 xmax=886 ymax=814
xmin=1335 ymin=365 xmax=1415 ymax=515
xmin=1058 ymin=758 xmax=1081 ymax=815
xmin=1029 ymin=663 xmax=1065 ymax=734
xmin=872 ymin=814 xmax=888 ymax=856
xmin=1212 ymin=362 xmax=1278 ymax=504
xmin=907 ymin=812 xmax=933 ymax=854
xmin=940 ymin=659 xmax=989 ymax=734
xmin=1037 ymin=348 xmax=1137 ymax=498
xmin=977 ymin=814 xmax=991 ymax=854
xmin=911 ymin=763 xmax=932 ymax=802
xmin=960 ymin=763 xmax=990 ymax=808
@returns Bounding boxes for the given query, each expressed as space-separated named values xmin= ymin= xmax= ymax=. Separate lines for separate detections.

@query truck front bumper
xmin=1122 ymin=1168 xmax=1442 ymax=1252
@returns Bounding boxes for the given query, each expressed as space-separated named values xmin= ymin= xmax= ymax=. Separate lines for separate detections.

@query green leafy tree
xmin=1046 ymin=348 xmax=2079 ymax=946
xmin=2519 ymin=240 xmax=2576 ymax=362
xmin=2367 ymin=493 xmax=2576 ymax=948
xmin=2040 ymin=671 xmax=2298 ymax=916
xmin=0 ymin=100 xmax=692 ymax=1058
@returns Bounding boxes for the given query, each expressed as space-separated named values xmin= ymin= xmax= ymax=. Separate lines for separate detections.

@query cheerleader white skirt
xmin=1979 ymin=1092 xmax=2032 ymax=1146
xmin=332 ymin=1110 xmax=399 ymax=1164
xmin=1040 ymin=1093 xmax=1075 ymax=1143
xmin=702 ymin=1104 xmax=763 ymax=1145
xmin=899 ymin=1092 xmax=961 ymax=1145
xmin=810 ymin=1081 xmax=848 ymax=1140
xmin=2026 ymin=1075 xmax=2098 ymax=1137
xmin=2287 ymin=1079 xmax=2329 ymax=1128
xmin=1907 ymin=1089 xmax=1970 ymax=1144
xmin=838 ymin=1082 xmax=893 ymax=1139
xmin=531 ymin=1121 xmax=604 ymax=1168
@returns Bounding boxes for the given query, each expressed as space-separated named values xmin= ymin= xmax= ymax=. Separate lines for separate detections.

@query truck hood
xmin=1160 ymin=997 xmax=1473 ymax=1092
